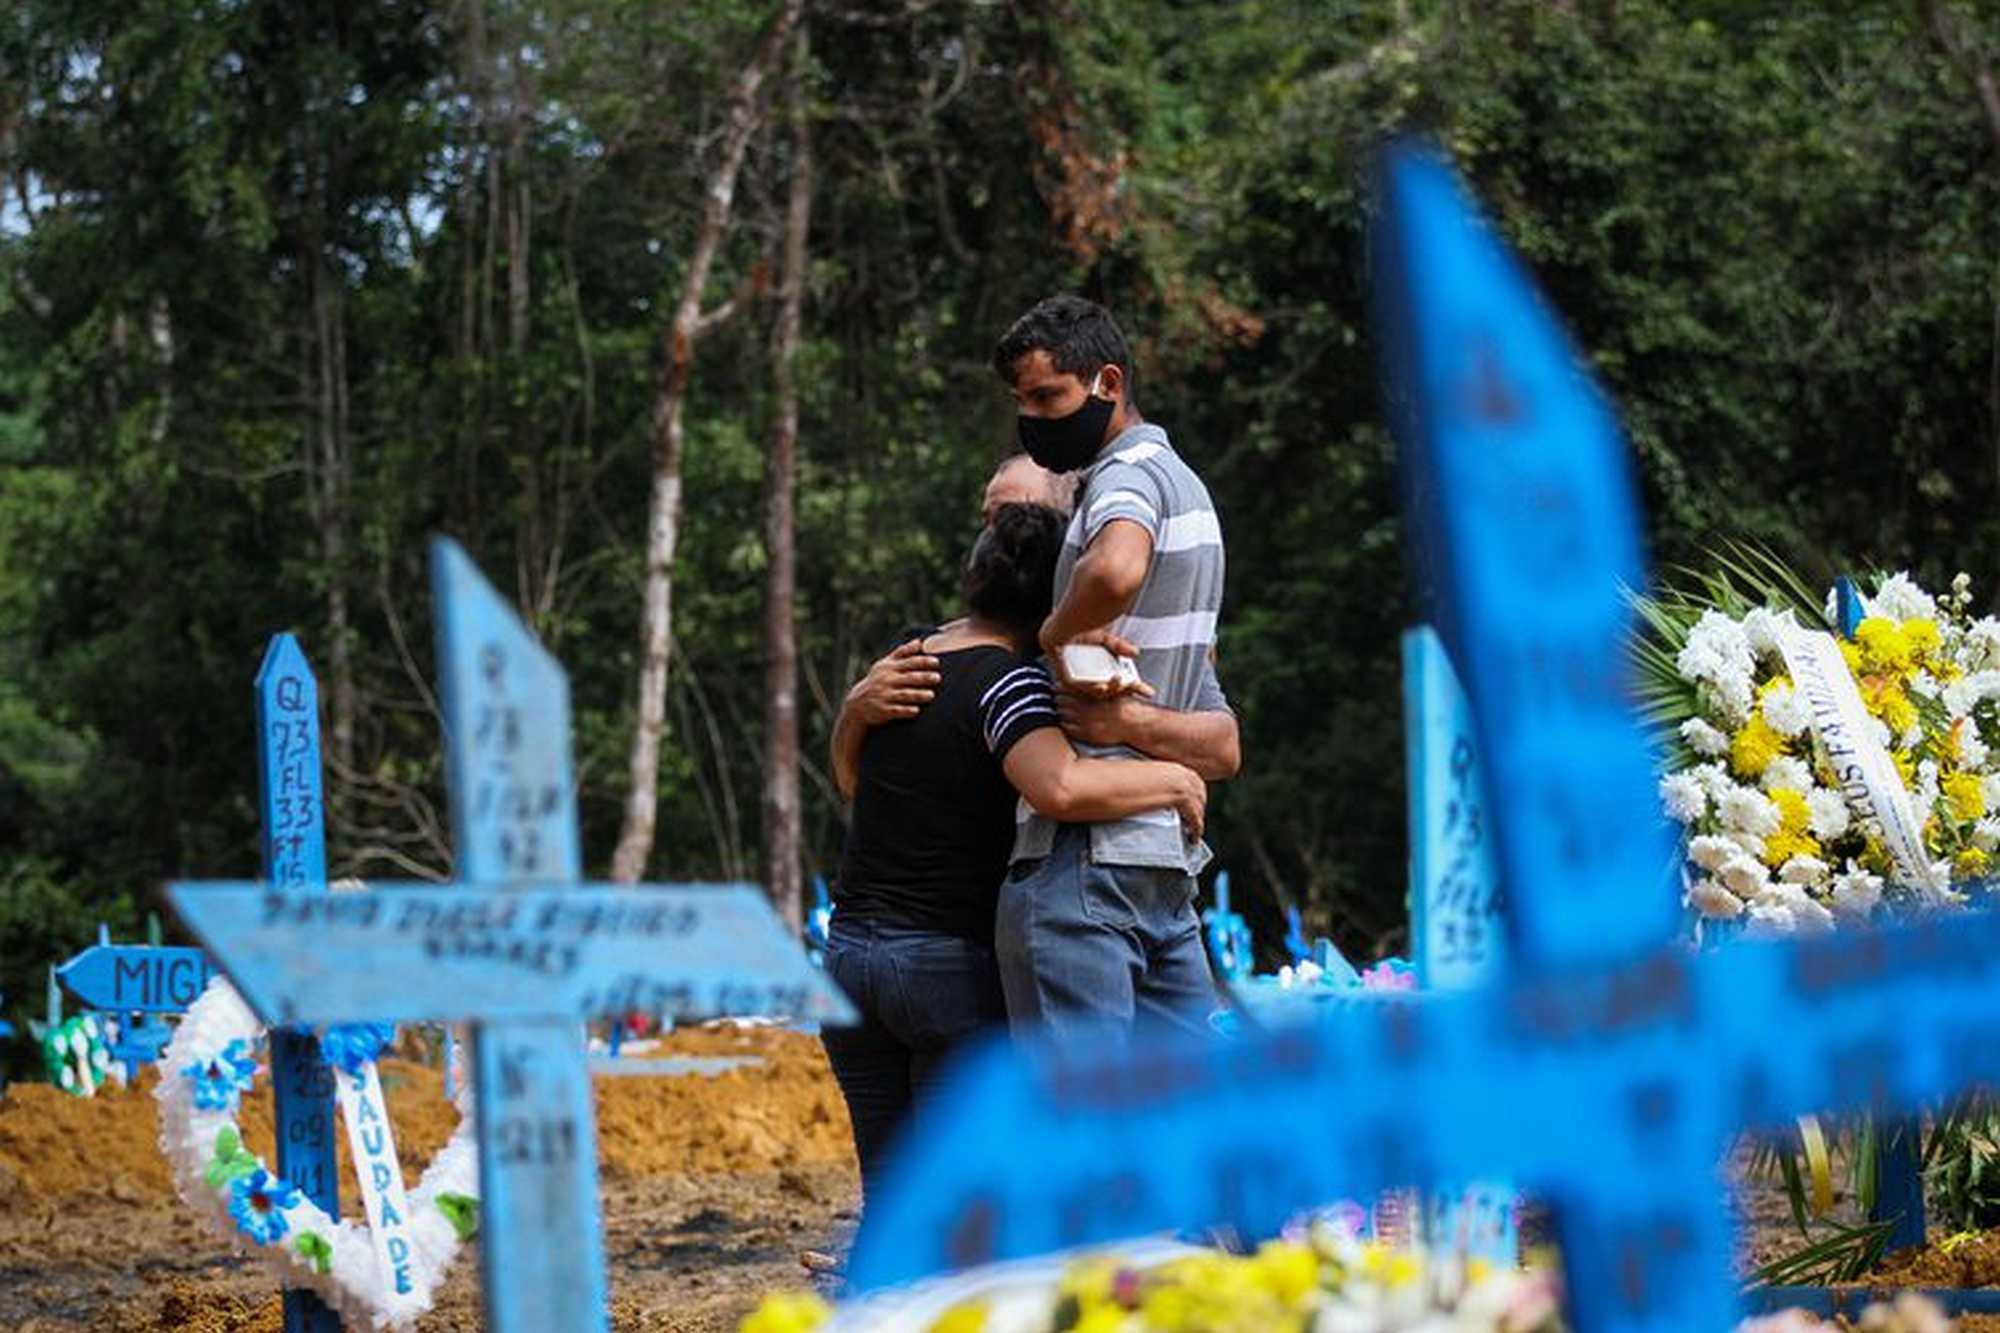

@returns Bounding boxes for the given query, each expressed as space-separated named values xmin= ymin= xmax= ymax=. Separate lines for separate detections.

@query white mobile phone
xmin=1059 ymin=642 xmax=1141 ymax=688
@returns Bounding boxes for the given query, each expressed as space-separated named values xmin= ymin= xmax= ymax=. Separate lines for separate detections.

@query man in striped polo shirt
xmin=991 ymin=294 xmax=1231 ymax=1047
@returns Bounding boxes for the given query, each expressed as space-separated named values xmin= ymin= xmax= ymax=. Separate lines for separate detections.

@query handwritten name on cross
xmin=255 ymin=633 xmax=342 ymax=1333
xmin=170 ymin=539 xmax=852 ymax=1333
xmin=1403 ymin=625 xmax=1514 ymax=1262
xmin=844 ymin=141 xmax=1991 ymax=1330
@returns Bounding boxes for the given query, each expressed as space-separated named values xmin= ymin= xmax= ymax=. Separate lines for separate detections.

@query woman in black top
xmin=820 ymin=502 xmax=1205 ymax=1205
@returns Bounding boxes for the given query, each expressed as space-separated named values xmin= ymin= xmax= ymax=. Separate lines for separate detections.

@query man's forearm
xmin=1124 ymin=704 xmax=1241 ymax=780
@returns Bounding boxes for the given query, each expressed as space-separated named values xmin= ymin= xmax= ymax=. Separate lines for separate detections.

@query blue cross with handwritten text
xmin=170 ymin=539 xmax=852 ymax=1333
xmin=842 ymin=142 xmax=1994 ymax=1330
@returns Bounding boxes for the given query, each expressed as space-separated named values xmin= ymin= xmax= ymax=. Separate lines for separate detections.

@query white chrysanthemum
xmin=1690 ymin=762 xmax=1733 ymax=799
xmin=1761 ymin=684 xmax=1809 ymax=739
xmin=1759 ymin=756 xmax=1813 ymax=795
xmin=1742 ymin=607 xmax=1794 ymax=661
xmin=1975 ymin=819 xmax=2000 ymax=853
xmin=1901 ymin=725 xmax=1926 ymax=751
xmin=1719 ymin=786 xmax=1781 ymax=837
xmin=1728 ymin=829 xmax=1768 ymax=861
xmin=1916 ymin=760 xmax=1941 ymax=815
xmin=1679 ymin=717 xmax=1730 ymax=759
xmin=1946 ymin=670 xmax=2000 ymax=720
xmin=1960 ymin=726 xmax=1990 ymax=770
xmin=1983 ymin=774 xmax=2000 ymax=811
xmin=1806 ymin=788 xmax=1850 ymax=841
xmin=1720 ymin=855 xmax=1770 ymax=898
xmin=1831 ymin=865 xmax=1883 ymax=920
xmin=1688 ymin=835 xmax=1737 ymax=872
xmin=1779 ymin=855 xmax=1829 ymax=886
xmin=1745 ymin=901 xmax=1798 ymax=938
xmin=1677 ymin=611 xmax=1757 ymax=724
xmin=1963 ymin=617 xmax=2000 ymax=673
xmin=1873 ymin=571 xmax=1937 ymax=623
xmin=1869 ymin=717 xmax=1894 ymax=750
xmin=1762 ymin=883 xmax=1835 ymax=934
xmin=1659 ymin=772 xmax=1707 ymax=824
xmin=1688 ymin=880 xmax=1745 ymax=920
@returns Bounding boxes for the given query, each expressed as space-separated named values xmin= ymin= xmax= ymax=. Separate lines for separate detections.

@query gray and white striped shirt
xmin=1011 ymin=421 xmax=1226 ymax=874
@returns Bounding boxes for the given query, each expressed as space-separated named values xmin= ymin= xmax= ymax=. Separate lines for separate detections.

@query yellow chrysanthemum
xmin=1731 ymin=714 xmax=1786 ymax=778
xmin=1770 ymin=787 xmax=1811 ymax=834
xmin=740 ymin=1293 xmax=831 ymax=1333
xmin=1856 ymin=617 xmax=1914 ymax=673
xmin=928 ymin=1305 xmax=987 ymax=1333
xmin=1249 ymin=1242 xmax=1320 ymax=1307
xmin=1868 ymin=682 xmax=1917 ymax=736
xmin=1957 ymin=847 xmax=1991 ymax=878
xmin=1945 ymin=771 xmax=1987 ymax=822
xmin=1841 ymin=640 xmax=1865 ymax=675
xmin=1894 ymin=750 xmax=1915 ymax=785
xmin=1904 ymin=618 xmax=1943 ymax=657
xmin=1070 ymin=1307 xmax=1127 ymax=1333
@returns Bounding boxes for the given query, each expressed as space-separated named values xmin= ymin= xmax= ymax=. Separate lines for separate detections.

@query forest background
xmin=3 ymin=0 xmax=1998 ymax=1059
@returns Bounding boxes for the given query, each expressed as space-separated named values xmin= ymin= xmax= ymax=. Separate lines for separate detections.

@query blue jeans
xmin=819 ymin=918 xmax=1007 ymax=1205
xmin=995 ymin=823 xmax=1218 ymax=1049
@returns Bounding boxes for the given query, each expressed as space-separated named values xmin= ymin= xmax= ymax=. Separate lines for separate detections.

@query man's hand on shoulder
xmin=847 ymin=639 xmax=941 ymax=724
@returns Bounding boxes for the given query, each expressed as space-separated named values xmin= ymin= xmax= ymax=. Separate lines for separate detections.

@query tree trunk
xmin=761 ymin=26 xmax=812 ymax=933
xmin=1918 ymin=0 xmax=2000 ymax=154
xmin=610 ymin=0 xmax=805 ymax=884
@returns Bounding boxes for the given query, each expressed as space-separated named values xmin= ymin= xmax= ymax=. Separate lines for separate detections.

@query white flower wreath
xmin=157 ymin=975 xmax=481 ymax=1330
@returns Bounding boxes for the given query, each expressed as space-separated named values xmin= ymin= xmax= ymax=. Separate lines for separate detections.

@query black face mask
xmin=1016 ymin=374 xmax=1114 ymax=473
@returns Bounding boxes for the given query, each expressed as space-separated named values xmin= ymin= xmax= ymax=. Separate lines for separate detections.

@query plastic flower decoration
xmin=319 ymin=1022 xmax=395 ymax=1076
xmin=228 ymin=1167 xmax=302 ymax=1246
xmin=184 ymin=1038 xmax=260 ymax=1112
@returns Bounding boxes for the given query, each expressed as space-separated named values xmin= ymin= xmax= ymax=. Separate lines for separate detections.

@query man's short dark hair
xmin=962 ymin=502 xmax=1066 ymax=631
xmin=993 ymin=294 xmax=1136 ymax=399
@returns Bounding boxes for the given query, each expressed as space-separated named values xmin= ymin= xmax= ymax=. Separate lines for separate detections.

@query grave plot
xmin=786 ymin=139 xmax=2000 ymax=1331
xmin=162 ymin=539 xmax=851 ymax=1331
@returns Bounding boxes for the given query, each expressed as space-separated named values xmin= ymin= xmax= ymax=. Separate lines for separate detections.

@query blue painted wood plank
xmin=847 ymin=909 xmax=2000 ymax=1329
xmin=254 ymin=632 xmax=341 ymax=1333
xmin=1403 ymin=627 xmax=1505 ymax=992
xmin=1744 ymin=1286 xmax=2000 ymax=1317
xmin=55 ymin=945 xmax=214 ymax=1013
xmin=163 ymin=882 xmax=853 ymax=1026
xmin=432 ymin=536 xmax=601 ymax=1333
xmin=1373 ymin=143 xmax=1678 ymax=972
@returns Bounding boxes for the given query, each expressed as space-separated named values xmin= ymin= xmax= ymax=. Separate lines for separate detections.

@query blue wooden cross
xmin=168 ymin=539 xmax=851 ymax=1333
xmin=840 ymin=141 xmax=1993 ymax=1329
xmin=253 ymin=632 xmax=344 ymax=1333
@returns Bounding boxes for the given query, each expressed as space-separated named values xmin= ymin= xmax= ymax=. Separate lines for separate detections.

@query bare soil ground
xmin=0 ymin=1025 xmax=859 ymax=1333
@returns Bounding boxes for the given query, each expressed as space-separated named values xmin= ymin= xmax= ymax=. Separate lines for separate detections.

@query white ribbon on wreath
xmin=157 ymin=975 xmax=481 ymax=1330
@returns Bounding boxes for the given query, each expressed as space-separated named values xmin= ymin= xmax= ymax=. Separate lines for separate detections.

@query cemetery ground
xmin=7 ymin=1026 xmax=2000 ymax=1333
xmin=0 ymin=1024 xmax=856 ymax=1332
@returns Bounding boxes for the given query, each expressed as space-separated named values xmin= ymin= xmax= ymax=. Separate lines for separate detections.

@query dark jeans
xmin=995 ymin=822 xmax=1218 ymax=1050
xmin=819 ymin=917 xmax=1007 ymax=1206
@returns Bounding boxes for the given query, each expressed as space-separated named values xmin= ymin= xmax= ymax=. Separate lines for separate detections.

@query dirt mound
xmin=0 ymin=1024 xmax=854 ymax=1208
xmin=1873 ymin=1231 xmax=2000 ymax=1288
xmin=103 ymin=1282 xmax=282 ymax=1333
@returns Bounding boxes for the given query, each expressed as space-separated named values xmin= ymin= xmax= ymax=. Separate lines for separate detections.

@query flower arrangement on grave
xmin=157 ymin=974 xmax=481 ymax=1331
xmin=738 ymin=1232 xmax=1564 ymax=1333
xmin=1631 ymin=550 xmax=2000 ymax=937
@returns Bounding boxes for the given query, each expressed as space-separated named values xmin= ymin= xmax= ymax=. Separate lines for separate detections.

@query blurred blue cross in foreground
xmin=841 ymin=141 xmax=2000 ymax=1330
xmin=170 ymin=538 xmax=851 ymax=1333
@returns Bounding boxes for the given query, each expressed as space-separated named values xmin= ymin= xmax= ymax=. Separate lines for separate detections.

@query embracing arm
xmin=1059 ymin=696 xmax=1240 ymax=780
xmin=830 ymin=639 xmax=941 ymax=802
xmin=1001 ymin=728 xmax=1207 ymax=838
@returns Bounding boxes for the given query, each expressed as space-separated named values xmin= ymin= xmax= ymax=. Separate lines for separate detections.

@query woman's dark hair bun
xmin=962 ymin=502 xmax=1065 ymax=632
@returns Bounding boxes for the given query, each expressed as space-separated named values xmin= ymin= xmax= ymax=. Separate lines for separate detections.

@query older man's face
xmin=981 ymin=456 xmax=1065 ymax=526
